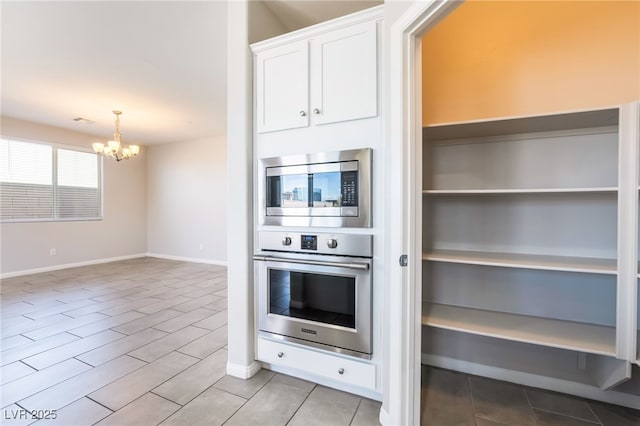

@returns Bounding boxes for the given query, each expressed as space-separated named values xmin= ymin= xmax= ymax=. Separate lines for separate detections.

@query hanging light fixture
xmin=92 ymin=111 xmax=140 ymax=161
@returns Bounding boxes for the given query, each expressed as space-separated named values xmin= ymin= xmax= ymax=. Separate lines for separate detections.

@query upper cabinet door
xmin=256 ymin=41 xmax=309 ymax=134
xmin=310 ymin=21 xmax=378 ymax=126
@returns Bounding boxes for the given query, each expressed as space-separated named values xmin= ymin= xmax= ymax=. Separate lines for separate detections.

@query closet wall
xmin=421 ymin=0 xmax=640 ymax=125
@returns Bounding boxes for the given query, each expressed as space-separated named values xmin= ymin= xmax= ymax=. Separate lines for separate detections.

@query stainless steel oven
xmin=258 ymin=148 xmax=371 ymax=228
xmin=254 ymin=231 xmax=372 ymax=358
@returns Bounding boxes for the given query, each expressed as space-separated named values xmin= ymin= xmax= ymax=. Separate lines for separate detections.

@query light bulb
xmin=92 ymin=142 xmax=104 ymax=153
xmin=108 ymin=140 xmax=120 ymax=151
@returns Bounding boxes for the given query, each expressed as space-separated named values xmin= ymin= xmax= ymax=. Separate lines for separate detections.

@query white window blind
xmin=0 ymin=138 xmax=102 ymax=222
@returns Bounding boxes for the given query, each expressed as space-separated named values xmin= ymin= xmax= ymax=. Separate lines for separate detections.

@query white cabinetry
xmin=257 ymin=337 xmax=376 ymax=391
xmin=254 ymin=20 xmax=378 ymax=134
xmin=309 ymin=21 xmax=377 ymax=126
xmin=420 ymin=104 xmax=640 ymax=398
xmin=255 ymin=41 xmax=309 ymax=133
xmin=251 ymin=6 xmax=383 ymax=401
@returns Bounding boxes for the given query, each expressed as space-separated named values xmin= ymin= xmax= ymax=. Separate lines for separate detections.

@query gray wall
xmin=146 ymin=135 xmax=227 ymax=264
xmin=0 ymin=116 xmax=147 ymax=275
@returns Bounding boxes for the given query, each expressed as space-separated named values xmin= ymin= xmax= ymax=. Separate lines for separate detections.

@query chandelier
xmin=92 ymin=111 xmax=140 ymax=161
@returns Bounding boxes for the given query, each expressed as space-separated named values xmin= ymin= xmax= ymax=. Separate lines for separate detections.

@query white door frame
xmin=383 ymin=1 xmax=461 ymax=424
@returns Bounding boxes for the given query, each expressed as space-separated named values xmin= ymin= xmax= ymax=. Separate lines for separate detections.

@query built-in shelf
xmin=422 ymin=303 xmax=616 ymax=356
xmin=423 ymin=250 xmax=617 ymax=275
xmin=419 ymin=104 xmax=640 ymax=404
xmin=423 ymin=187 xmax=618 ymax=195
xmin=423 ymin=108 xmax=619 ymax=141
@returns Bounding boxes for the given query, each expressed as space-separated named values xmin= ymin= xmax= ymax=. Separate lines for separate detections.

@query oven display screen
xmin=300 ymin=235 xmax=317 ymax=250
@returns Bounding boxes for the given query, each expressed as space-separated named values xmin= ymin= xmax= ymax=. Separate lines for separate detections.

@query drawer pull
xmin=277 ymin=352 xmax=284 ymax=358
xmin=338 ymin=368 xmax=345 ymax=375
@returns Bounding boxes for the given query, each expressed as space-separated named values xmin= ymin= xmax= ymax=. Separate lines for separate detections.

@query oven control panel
xmin=300 ymin=235 xmax=317 ymax=250
xmin=258 ymin=231 xmax=372 ymax=257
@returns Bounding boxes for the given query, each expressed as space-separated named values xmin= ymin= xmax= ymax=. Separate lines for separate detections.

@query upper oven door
xmin=255 ymin=254 xmax=372 ymax=357
xmin=259 ymin=148 xmax=371 ymax=228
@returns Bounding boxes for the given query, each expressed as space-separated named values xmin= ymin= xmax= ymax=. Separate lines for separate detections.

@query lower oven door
xmin=254 ymin=254 xmax=372 ymax=358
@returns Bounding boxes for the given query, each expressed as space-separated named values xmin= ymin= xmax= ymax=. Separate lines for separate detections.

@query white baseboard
xmin=0 ymin=253 xmax=147 ymax=279
xmin=145 ymin=253 xmax=228 ymax=267
xmin=226 ymin=361 xmax=262 ymax=379
xmin=378 ymin=407 xmax=392 ymax=426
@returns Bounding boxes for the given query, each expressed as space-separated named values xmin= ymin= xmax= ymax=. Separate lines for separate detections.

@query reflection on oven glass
xmin=312 ymin=172 xmax=342 ymax=207
xmin=268 ymin=269 xmax=356 ymax=329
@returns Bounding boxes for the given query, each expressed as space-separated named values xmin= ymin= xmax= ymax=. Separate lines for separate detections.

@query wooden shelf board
xmin=421 ymin=303 xmax=616 ymax=356
xmin=422 ymin=250 xmax=617 ymax=275
xmin=423 ymin=187 xmax=618 ymax=195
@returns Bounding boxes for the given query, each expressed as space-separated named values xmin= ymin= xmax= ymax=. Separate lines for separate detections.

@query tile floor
xmin=1 ymin=257 xmax=638 ymax=426
xmin=421 ymin=366 xmax=640 ymax=426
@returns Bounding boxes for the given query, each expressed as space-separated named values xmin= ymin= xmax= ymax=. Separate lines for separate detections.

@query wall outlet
xmin=49 ymin=248 xmax=57 ymax=256
xmin=199 ymin=243 xmax=204 ymax=251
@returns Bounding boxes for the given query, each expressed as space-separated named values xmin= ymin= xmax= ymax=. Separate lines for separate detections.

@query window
xmin=0 ymin=138 xmax=102 ymax=222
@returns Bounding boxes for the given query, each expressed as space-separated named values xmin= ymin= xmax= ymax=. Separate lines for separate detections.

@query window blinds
xmin=0 ymin=138 xmax=102 ymax=222
xmin=57 ymin=149 xmax=101 ymax=219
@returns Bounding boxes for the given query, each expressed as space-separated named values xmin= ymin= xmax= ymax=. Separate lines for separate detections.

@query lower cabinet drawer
xmin=257 ymin=338 xmax=376 ymax=390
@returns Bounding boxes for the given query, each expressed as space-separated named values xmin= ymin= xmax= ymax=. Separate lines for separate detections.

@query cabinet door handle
xmin=338 ymin=368 xmax=344 ymax=375
xmin=299 ymin=110 xmax=306 ymax=117
xmin=277 ymin=352 xmax=284 ymax=358
xmin=313 ymin=108 xmax=320 ymax=115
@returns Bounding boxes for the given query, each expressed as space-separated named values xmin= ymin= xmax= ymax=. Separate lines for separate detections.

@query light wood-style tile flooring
xmin=2 ymin=258 xmax=639 ymax=426
xmin=0 ymin=258 xmax=380 ymax=425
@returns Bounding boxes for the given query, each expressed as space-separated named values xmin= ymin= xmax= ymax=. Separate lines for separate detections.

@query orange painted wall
xmin=421 ymin=1 xmax=640 ymax=125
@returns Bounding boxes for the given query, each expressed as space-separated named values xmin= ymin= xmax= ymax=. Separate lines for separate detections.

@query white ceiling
xmin=1 ymin=1 xmax=381 ymax=146
xmin=263 ymin=1 xmax=382 ymax=33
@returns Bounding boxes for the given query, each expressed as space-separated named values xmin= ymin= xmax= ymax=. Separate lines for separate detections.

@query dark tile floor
xmin=421 ymin=366 xmax=640 ymax=426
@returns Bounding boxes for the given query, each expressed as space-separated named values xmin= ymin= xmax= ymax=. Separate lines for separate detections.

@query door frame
xmin=383 ymin=1 xmax=461 ymax=424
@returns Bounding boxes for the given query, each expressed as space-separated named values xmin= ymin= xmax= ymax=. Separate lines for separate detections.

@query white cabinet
xmin=254 ymin=20 xmax=378 ymax=134
xmin=257 ymin=337 xmax=376 ymax=391
xmin=309 ymin=21 xmax=377 ymax=126
xmin=419 ymin=105 xmax=640 ymax=395
xmin=255 ymin=41 xmax=309 ymax=133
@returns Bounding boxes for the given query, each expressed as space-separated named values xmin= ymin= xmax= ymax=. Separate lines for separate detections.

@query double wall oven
xmin=255 ymin=149 xmax=373 ymax=359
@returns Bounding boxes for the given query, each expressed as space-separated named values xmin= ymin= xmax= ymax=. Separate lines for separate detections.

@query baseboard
xmin=378 ymin=407 xmax=392 ymax=426
xmin=226 ymin=361 xmax=262 ymax=379
xmin=145 ymin=253 xmax=228 ymax=267
xmin=0 ymin=253 xmax=147 ymax=279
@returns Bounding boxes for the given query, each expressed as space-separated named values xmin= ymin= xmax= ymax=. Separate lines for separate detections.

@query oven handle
xmin=252 ymin=255 xmax=370 ymax=271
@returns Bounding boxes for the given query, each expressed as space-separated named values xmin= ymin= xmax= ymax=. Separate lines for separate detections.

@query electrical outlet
xmin=49 ymin=248 xmax=57 ymax=256
xmin=199 ymin=243 xmax=204 ymax=250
